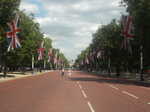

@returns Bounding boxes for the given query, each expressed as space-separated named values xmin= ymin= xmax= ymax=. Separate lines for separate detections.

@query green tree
xmin=0 ymin=0 xmax=21 ymax=75
xmin=121 ymin=0 xmax=150 ymax=79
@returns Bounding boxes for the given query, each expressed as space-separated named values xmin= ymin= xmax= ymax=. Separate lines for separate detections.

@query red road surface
xmin=0 ymin=71 xmax=149 ymax=112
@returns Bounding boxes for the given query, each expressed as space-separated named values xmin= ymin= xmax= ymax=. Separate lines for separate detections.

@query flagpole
xmin=32 ymin=54 xmax=34 ymax=74
xmin=108 ymin=56 xmax=111 ymax=76
xmin=0 ymin=44 xmax=2 ymax=72
xmin=44 ymin=59 xmax=46 ymax=70
xmin=140 ymin=45 xmax=144 ymax=81
xmin=56 ymin=63 xmax=58 ymax=70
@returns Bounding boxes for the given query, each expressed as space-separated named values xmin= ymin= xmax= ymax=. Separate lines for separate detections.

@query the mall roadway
xmin=0 ymin=71 xmax=149 ymax=112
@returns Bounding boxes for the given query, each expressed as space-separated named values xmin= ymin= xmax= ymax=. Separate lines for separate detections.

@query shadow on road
xmin=70 ymin=77 xmax=150 ymax=87
xmin=0 ymin=74 xmax=15 ymax=78
xmin=0 ymin=72 xmax=25 ymax=78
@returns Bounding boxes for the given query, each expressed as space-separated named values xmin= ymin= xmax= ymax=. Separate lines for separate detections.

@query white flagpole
xmin=44 ymin=60 xmax=46 ymax=70
xmin=32 ymin=55 xmax=34 ymax=69
xmin=140 ymin=45 xmax=144 ymax=81
xmin=32 ymin=54 xmax=34 ymax=74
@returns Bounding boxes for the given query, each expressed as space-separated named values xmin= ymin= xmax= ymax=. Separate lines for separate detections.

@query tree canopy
xmin=0 ymin=0 xmax=69 ymax=72
xmin=74 ymin=0 xmax=150 ymax=80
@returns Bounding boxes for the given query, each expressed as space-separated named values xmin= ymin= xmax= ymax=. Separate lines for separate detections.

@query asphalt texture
xmin=0 ymin=71 xmax=149 ymax=112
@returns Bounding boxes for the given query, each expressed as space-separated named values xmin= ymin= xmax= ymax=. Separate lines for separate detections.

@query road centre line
xmin=109 ymin=85 xmax=119 ymax=90
xmin=76 ymin=81 xmax=95 ymax=112
xmin=122 ymin=91 xmax=139 ymax=99
xmin=87 ymin=101 xmax=95 ymax=112
xmin=76 ymin=81 xmax=82 ymax=89
xmin=140 ymin=87 xmax=150 ymax=90
xmin=81 ymin=90 xmax=87 ymax=98
xmin=79 ymin=84 xmax=82 ymax=89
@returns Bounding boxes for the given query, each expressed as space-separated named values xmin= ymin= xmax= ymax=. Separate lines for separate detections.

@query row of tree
xmin=74 ymin=0 xmax=150 ymax=80
xmin=0 ymin=0 xmax=69 ymax=74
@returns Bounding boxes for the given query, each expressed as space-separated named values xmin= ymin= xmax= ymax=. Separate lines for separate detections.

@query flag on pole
xmin=85 ymin=56 xmax=89 ymax=64
xmin=57 ymin=56 xmax=61 ymax=66
xmin=122 ymin=15 xmax=134 ymax=38
xmin=6 ymin=15 xmax=21 ymax=51
xmin=38 ymin=41 xmax=45 ymax=60
xmin=54 ymin=52 xmax=58 ymax=64
xmin=121 ymin=15 xmax=134 ymax=53
xmin=97 ymin=51 xmax=101 ymax=58
xmin=81 ymin=60 xmax=84 ymax=65
xmin=48 ymin=48 xmax=52 ymax=62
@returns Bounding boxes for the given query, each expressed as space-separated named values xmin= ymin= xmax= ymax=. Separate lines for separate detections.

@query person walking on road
xmin=61 ymin=68 xmax=65 ymax=78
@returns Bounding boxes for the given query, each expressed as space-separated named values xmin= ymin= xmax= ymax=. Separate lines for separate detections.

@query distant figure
xmin=61 ymin=68 xmax=65 ymax=78
xmin=68 ymin=69 xmax=72 ymax=77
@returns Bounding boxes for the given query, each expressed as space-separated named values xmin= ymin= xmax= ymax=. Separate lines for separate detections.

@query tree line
xmin=74 ymin=0 xmax=150 ymax=81
xmin=0 ymin=0 xmax=69 ymax=75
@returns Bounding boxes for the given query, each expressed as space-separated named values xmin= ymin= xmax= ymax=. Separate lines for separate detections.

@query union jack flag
xmin=48 ymin=48 xmax=53 ymax=62
xmin=6 ymin=15 xmax=21 ymax=51
xmin=122 ymin=15 xmax=134 ymax=38
xmin=85 ymin=55 xmax=89 ymax=64
xmin=57 ymin=56 xmax=61 ymax=65
xmin=38 ymin=41 xmax=45 ymax=60
xmin=53 ymin=52 xmax=58 ymax=64
xmin=121 ymin=15 xmax=134 ymax=54
xmin=97 ymin=51 xmax=101 ymax=58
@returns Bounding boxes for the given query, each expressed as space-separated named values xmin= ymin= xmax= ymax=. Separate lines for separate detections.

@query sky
xmin=20 ymin=0 xmax=125 ymax=60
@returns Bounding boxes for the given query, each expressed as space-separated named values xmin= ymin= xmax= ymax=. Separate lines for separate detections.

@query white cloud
xmin=72 ymin=2 xmax=91 ymax=11
xmin=74 ymin=42 xmax=89 ymax=49
xmin=111 ymin=0 xmax=121 ymax=7
xmin=20 ymin=2 xmax=39 ymax=14
xmin=36 ymin=17 xmax=53 ymax=26
xmin=21 ymin=0 xmax=125 ymax=60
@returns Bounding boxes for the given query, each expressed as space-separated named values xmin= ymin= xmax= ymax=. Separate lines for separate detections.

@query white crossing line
xmin=109 ymin=85 xmax=119 ymax=90
xmin=81 ymin=90 xmax=87 ymax=98
xmin=87 ymin=101 xmax=95 ymax=112
xmin=122 ymin=91 xmax=139 ymax=99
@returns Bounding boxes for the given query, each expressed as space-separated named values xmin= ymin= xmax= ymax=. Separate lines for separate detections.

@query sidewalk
xmin=0 ymin=71 xmax=48 ymax=83
xmin=88 ymin=71 xmax=150 ymax=87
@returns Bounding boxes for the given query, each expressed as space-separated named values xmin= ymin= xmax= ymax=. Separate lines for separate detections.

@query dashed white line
xmin=148 ymin=102 xmax=150 ymax=105
xmin=87 ymin=101 xmax=95 ymax=112
xmin=140 ymin=87 xmax=150 ymax=90
xmin=76 ymin=81 xmax=95 ymax=112
xmin=81 ymin=90 xmax=87 ymax=98
xmin=77 ymin=81 xmax=83 ymax=89
xmin=109 ymin=85 xmax=119 ymax=90
xmin=122 ymin=91 xmax=139 ymax=99
xmin=79 ymin=84 xmax=82 ymax=89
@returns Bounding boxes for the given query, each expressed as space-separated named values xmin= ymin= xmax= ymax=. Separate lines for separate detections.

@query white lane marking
xmin=81 ymin=90 xmax=87 ymax=98
xmin=140 ymin=87 xmax=150 ymax=90
xmin=122 ymin=91 xmax=139 ymax=99
xmin=87 ymin=101 xmax=95 ymax=112
xmin=79 ymin=84 xmax=82 ymax=89
xmin=109 ymin=85 xmax=119 ymax=90
xmin=77 ymin=81 xmax=82 ymax=89
xmin=148 ymin=102 xmax=150 ymax=105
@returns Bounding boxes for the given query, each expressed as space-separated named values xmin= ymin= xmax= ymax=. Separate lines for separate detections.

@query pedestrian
xmin=67 ymin=69 xmax=72 ymax=77
xmin=61 ymin=68 xmax=65 ymax=78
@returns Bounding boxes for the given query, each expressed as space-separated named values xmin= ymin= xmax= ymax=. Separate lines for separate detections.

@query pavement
xmin=0 ymin=70 xmax=51 ymax=83
xmin=0 ymin=72 xmax=32 ymax=83
xmin=0 ymin=70 xmax=149 ymax=112
xmin=90 ymin=71 xmax=150 ymax=86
